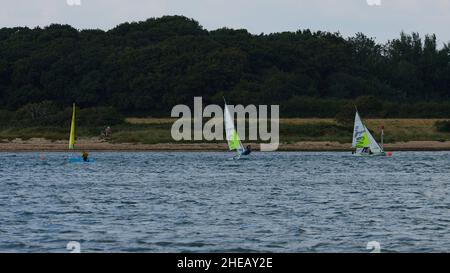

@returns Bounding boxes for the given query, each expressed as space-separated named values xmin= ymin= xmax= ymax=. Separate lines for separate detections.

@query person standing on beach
xmin=105 ymin=126 xmax=112 ymax=137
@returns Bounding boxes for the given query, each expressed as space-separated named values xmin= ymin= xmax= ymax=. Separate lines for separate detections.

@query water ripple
xmin=0 ymin=151 xmax=450 ymax=252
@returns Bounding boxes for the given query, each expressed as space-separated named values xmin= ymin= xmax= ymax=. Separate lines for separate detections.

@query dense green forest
xmin=1 ymin=15 xmax=450 ymax=125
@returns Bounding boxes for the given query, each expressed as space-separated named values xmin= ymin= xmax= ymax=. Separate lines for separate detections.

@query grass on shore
xmin=0 ymin=118 xmax=449 ymax=144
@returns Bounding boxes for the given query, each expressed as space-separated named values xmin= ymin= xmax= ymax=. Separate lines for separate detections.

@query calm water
xmin=0 ymin=152 xmax=449 ymax=253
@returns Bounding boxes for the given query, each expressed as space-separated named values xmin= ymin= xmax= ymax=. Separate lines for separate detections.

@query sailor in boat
xmin=241 ymin=145 xmax=252 ymax=156
xmin=81 ymin=151 xmax=89 ymax=162
xmin=361 ymin=147 xmax=373 ymax=155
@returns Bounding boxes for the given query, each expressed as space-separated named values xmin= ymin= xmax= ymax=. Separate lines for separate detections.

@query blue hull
xmin=69 ymin=157 xmax=95 ymax=163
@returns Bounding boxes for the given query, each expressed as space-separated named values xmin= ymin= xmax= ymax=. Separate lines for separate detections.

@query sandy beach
xmin=1 ymin=138 xmax=450 ymax=152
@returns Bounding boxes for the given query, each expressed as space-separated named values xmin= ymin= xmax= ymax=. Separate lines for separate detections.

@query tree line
xmin=0 ymin=15 xmax=449 ymax=123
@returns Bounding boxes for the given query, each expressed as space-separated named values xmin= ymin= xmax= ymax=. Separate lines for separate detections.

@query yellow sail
xmin=69 ymin=103 xmax=75 ymax=150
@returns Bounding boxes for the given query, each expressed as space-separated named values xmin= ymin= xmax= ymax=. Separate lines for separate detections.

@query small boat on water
xmin=224 ymin=99 xmax=251 ymax=160
xmin=352 ymin=110 xmax=386 ymax=157
xmin=68 ymin=103 xmax=94 ymax=163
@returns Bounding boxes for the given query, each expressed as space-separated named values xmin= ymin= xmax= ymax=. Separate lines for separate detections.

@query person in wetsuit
xmin=241 ymin=145 xmax=252 ymax=156
xmin=361 ymin=147 xmax=373 ymax=155
xmin=81 ymin=151 xmax=89 ymax=162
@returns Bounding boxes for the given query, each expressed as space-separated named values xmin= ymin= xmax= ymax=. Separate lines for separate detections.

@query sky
xmin=0 ymin=0 xmax=449 ymax=43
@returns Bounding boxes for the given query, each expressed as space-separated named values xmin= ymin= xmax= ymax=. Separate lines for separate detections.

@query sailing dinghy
xmin=224 ymin=100 xmax=249 ymax=160
xmin=68 ymin=103 xmax=94 ymax=163
xmin=352 ymin=111 xmax=386 ymax=157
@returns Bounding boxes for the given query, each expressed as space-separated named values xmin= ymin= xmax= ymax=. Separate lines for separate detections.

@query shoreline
xmin=1 ymin=138 xmax=450 ymax=152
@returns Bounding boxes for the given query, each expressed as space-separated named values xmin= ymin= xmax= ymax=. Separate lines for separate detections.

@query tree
xmin=0 ymin=16 xmax=449 ymax=118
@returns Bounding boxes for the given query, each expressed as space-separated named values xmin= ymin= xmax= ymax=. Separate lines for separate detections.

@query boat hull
xmin=353 ymin=152 xmax=386 ymax=157
xmin=69 ymin=157 xmax=95 ymax=163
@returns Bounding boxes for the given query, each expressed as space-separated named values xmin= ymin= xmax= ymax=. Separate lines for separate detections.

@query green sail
xmin=356 ymin=132 xmax=369 ymax=148
xmin=229 ymin=129 xmax=240 ymax=150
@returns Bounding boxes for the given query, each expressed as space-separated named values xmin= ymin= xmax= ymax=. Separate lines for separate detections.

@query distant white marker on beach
xmin=367 ymin=0 xmax=381 ymax=6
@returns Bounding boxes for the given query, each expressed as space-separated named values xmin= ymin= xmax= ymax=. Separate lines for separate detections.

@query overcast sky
xmin=1 ymin=0 xmax=449 ymax=43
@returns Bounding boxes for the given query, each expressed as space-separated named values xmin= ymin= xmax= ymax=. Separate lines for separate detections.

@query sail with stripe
xmin=352 ymin=111 xmax=384 ymax=156
xmin=224 ymin=102 xmax=245 ymax=156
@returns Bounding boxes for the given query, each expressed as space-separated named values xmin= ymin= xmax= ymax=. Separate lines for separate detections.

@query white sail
xmin=365 ymin=126 xmax=383 ymax=153
xmin=224 ymin=103 xmax=244 ymax=155
xmin=352 ymin=111 xmax=365 ymax=148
